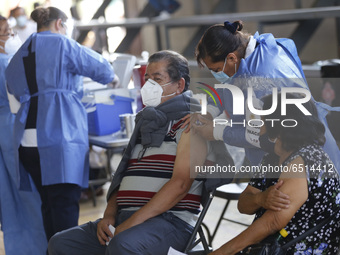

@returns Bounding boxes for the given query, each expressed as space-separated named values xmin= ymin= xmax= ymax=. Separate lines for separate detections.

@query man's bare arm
xmin=114 ymin=130 xmax=208 ymax=235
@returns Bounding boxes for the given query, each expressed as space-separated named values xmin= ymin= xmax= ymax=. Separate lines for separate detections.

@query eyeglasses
xmin=0 ymin=33 xmax=15 ymax=37
xmin=61 ymin=22 xmax=67 ymax=30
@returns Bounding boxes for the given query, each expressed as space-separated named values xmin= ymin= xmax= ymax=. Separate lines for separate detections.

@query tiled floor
xmin=0 ymin=182 xmax=254 ymax=254
xmin=0 ymin=145 xmax=254 ymax=254
xmin=0 ymin=232 xmax=3 ymax=255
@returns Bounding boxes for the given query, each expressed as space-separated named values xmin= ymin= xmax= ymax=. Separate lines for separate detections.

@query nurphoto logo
xmin=195 ymin=83 xmax=312 ymax=128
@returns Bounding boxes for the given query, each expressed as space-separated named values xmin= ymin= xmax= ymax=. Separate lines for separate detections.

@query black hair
xmin=148 ymin=50 xmax=190 ymax=91
xmin=262 ymin=93 xmax=325 ymax=152
xmin=31 ymin=7 xmax=67 ymax=30
xmin=195 ymin=20 xmax=250 ymax=68
xmin=11 ymin=6 xmax=25 ymax=15
xmin=321 ymin=64 xmax=340 ymax=106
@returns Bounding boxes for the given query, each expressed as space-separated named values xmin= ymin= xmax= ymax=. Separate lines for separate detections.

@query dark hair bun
xmin=31 ymin=7 xmax=50 ymax=25
xmin=224 ymin=20 xmax=243 ymax=34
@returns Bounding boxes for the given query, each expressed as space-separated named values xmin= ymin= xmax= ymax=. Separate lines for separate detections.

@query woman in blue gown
xmin=6 ymin=7 xmax=115 ymax=241
xmin=0 ymin=15 xmax=47 ymax=255
xmin=192 ymin=20 xmax=340 ymax=174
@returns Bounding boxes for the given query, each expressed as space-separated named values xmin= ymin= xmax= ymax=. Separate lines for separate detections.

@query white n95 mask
xmin=141 ymin=79 xmax=175 ymax=107
xmin=16 ymin=15 xmax=28 ymax=28
xmin=0 ymin=34 xmax=22 ymax=56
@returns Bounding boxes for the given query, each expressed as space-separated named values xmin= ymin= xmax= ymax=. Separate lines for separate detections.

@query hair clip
xmin=224 ymin=21 xmax=238 ymax=34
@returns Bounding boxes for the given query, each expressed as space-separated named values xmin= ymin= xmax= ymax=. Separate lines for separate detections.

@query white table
xmin=88 ymin=132 xmax=129 ymax=206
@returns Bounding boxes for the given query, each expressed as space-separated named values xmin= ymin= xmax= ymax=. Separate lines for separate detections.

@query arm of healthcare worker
xmin=113 ymin=129 xmax=208 ymax=236
xmin=210 ymin=157 xmax=307 ymax=255
xmin=65 ymin=39 xmax=115 ymax=85
xmin=97 ymin=190 xmax=119 ymax=245
xmin=238 ymin=181 xmax=290 ymax=214
xmin=107 ymin=75 xmax=120 ymax=88
xmin=192 ymin=113 xmax=257 ymax=148
xmin=184 ymin=92 xmax=258 ymax=148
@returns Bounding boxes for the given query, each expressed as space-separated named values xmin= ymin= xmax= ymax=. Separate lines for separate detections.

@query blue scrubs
xmin=215 ymin=32 xmax=340 ymax=171
xmin=5 ymin=31 xmax=114 ymax=188
xmin=0 ymin=53 xmax=47 ymax=254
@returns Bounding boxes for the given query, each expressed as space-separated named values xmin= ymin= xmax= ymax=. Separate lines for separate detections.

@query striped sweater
xmin=117 ymin=120 xmax=202 ymax=214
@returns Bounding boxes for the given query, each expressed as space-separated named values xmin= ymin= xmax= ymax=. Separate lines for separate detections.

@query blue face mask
xmin=210 ymin=57 xmax=234 ymax=84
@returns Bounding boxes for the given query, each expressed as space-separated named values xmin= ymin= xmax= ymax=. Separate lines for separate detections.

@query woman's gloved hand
xmin=107 ymin=75 xmax=120 ymax=88
xmin=191 ymin=114 xmax=216 ymax=141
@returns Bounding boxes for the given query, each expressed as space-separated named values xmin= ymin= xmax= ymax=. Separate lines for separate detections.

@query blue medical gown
xmin=214 ymin=32 xmax=340 ymax=172
xmin=0 ymin=53 xmax=47 ymax=254
xmin=5 ymin=31 xmax=114 ymax=188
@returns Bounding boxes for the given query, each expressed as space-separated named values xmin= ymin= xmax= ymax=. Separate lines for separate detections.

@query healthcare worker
xmin=10 ymin=6 xmax=37 ymax=42
xmin=6 ymin=7 xmax=116 ymax=241
xmin=191 ymin=20 xmax=340 ymax=173
xmin=0 ymin=15 xmax=47 ymax=254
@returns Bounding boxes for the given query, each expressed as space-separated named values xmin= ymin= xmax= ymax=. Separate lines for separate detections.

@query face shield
xmin=62 ymin=19 xmax=74 ymax=38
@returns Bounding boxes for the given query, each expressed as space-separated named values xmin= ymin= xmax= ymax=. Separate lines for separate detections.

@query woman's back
xmin=5 ymin=30 xmax=114 ymax=187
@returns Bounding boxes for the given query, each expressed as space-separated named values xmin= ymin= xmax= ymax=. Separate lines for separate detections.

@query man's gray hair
xmin=148 ymin=50 xmax=190 ymax=91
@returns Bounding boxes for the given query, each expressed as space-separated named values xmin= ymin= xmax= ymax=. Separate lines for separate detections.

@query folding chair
xmin=210 ymin=182 xmax=249 ymax=244
xmin=208 ymin=155 xmax=251 ymax=244
xmin=184 ymin=141 xmax=236 ymax=254
xmin=184 ymin=189 xmax=215 ymax=255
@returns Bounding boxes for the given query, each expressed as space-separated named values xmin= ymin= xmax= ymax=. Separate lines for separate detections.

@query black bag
xmin=236 ymin=237 xmax=286 ymax=255
xmin=236 ymin=207 xmax=340 ymax=255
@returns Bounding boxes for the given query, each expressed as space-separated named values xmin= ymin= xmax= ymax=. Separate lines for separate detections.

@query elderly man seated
xmin=48 ymin=50 xmax=221 ymax=255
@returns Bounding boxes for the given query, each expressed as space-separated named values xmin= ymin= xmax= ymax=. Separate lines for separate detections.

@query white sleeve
xmin=207 ymin=105 xmax=221 ymax=119
xmin=213 ymin=111 xmax=230 ymax=141
xmin=6 ymin=82 xmax=20 ymax=114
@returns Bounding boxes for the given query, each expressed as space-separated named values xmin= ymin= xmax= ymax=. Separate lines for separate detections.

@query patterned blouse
xmin=249 ymin=143 xmax=340 ymax=254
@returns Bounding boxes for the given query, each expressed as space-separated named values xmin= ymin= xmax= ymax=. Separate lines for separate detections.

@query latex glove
xmin=192 ymin=114 xmax=215 ymax=141
xmin=107 ymin=75 xmax=120 ymax=88
xmin=181 ymin=113 xmax=204 ymax=133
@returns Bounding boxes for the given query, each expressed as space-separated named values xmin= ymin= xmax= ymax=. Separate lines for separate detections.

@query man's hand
xmin=257 ymin=180 xmax=290 ymax=211
xmin=113 ymin=214 xmax=142 ymax=236
xmin=97 ymin=217 xmax=116 ymax=245
xmin=97 ymin=191 xmax=118 ymax=245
